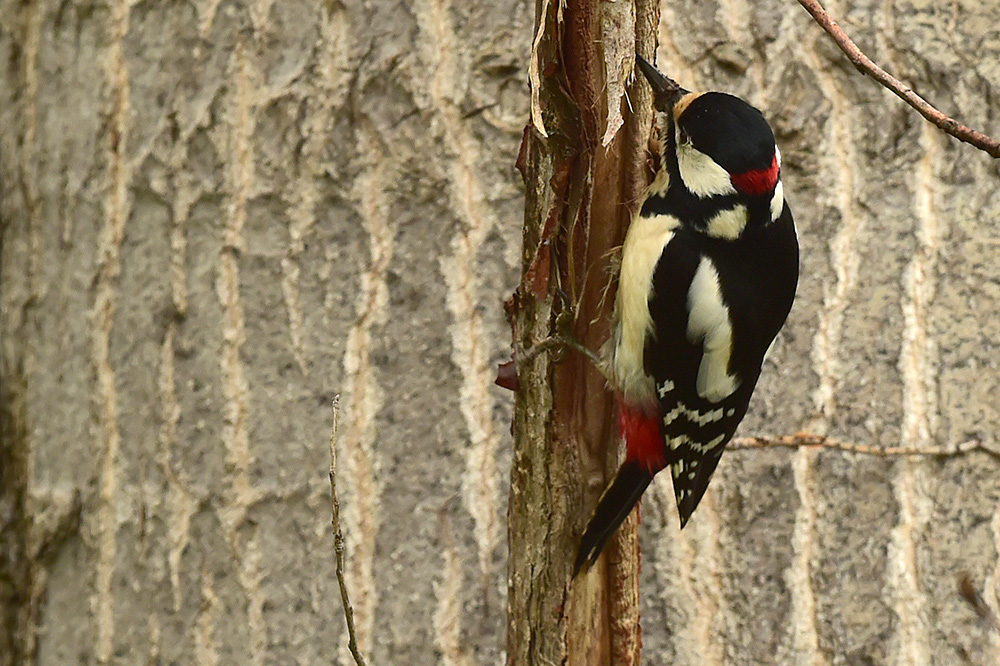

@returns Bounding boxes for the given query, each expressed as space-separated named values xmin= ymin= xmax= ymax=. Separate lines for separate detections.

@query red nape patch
xmin=730 ymin=153 xmax=779 ymax=197
xmin=619 ymin=403 xmax=666 ymax=475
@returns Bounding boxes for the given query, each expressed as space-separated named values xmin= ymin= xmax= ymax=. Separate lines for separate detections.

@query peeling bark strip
xmin=507 ymin=1 xmax=659 ymax=664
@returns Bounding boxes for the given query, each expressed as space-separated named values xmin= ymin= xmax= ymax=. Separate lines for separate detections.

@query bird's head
xmin=636 ymin=56 xmax=780 ymax=201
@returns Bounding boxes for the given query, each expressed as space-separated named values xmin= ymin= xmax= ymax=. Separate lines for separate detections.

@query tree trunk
xmin=5 ymin=1 xmax=1000 ymax=665
xmin=506 ymin=1 xmax=659 ymax=664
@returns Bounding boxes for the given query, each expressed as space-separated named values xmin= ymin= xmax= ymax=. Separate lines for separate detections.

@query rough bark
xmin=3 ymin=1 xmax=1000 ymax=665
xmin=0 ymin=361 xmax=30 ymax=666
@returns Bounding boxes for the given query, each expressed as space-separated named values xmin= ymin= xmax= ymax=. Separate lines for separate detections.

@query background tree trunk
xmin=3 ymin=1 xmax=1000 ymax=665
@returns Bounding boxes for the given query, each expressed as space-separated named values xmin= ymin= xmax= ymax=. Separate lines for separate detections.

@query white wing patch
xmin=613 ymin=213 xmax=681 ymax=402
xmin=675 ymin=139 xmax=737 ymax=199
xmin=686 ymin=256 xmax=740 ymax=402
xmin=705 ymin=204 xmax=748 ymax=240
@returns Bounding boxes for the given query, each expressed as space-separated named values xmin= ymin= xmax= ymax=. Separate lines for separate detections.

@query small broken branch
xmin=731 ymin=432 xmax=1000 ymax=462
xmin=329 ymin=395 xmax=368 ymax=666
xmin=519 ymin=335 xmax=605 ymax=377
xmin=497 ymin=333 xmax=607 ymax=393
xmin=796 ymin=0 xmax=1000 ymax=158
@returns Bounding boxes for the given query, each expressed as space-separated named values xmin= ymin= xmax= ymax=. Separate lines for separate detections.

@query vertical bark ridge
xmin=887 ymin=121 xmax=941 ymax=666
xmin=340 ymin=120 xmax=393 ymax=662
xmin=415 ymin=0 xmax=504 ymax=589
xmin=217 ymin=38 xmax=267 ymax=666
xmin=93 ymin=1 xmax=132 ymax=660
xmin=785 ymin=18 xmax=863 ymax=666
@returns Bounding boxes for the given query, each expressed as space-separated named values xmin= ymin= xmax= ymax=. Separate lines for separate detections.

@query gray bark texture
xmin=2 ymin=0 xmax=1000 ymax=665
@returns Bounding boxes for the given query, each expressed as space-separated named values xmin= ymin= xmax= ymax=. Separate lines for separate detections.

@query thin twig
xmin=519 ymin=335 xmax=605 ymax=375
xmin=796 ymin=0 xmax=1000 ymax=158
xmin=731 ymin=432 xmax=1000 ymax=462
xmin=562 ymin=337 xmax=604 ymax=371
xmin=329 ymin=395 xmax=368 ymax=666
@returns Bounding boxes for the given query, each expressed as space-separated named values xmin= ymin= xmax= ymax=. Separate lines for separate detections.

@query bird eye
xmin=677 ymin=127 xmax=690 ymax=146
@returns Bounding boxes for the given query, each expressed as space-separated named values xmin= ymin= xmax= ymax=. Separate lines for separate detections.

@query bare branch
xmin=796 ymin=0 xmax=1000 ymax=158
xmin=519 ymin=335 xmax=605 ymax=379
xmin=329 ymin=395 xmax=368 ymax=666
xmin=730 ymin=432 xmax=1000 ymax=462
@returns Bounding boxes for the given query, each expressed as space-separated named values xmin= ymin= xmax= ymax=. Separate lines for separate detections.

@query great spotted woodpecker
xmin=575 ymin=57 xmax=798 ymax=574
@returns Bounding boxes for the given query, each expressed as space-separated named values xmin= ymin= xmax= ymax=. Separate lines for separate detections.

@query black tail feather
xmin=674 ymin=447 xmax=725 ymax=529
xmin=574 ymin=460 xmax=653 ymax=576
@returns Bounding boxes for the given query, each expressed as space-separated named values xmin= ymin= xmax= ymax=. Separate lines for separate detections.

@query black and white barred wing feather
xmin=647 ymin=217 xmax=796 ymax=526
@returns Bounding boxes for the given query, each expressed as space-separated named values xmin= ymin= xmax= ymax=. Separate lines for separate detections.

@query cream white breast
xmin=612 ymin=213 xmax=680 ymax=403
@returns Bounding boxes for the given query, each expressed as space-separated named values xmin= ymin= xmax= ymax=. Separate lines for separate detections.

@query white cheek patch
xmin=686 ymin=257 xmax=740 ymax=402
xmin=705 ymin=204 xmax=748 ymax=240
xmin=676 ymin=141 xmax=737 ymax=199
xmin=770 ymin=180 xmax=784 ymax=222
xmin=614 ymin=213 xmax=682 ymax=402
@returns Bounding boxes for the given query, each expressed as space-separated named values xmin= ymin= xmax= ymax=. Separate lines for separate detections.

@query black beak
xmin=636 ymin=55 xmax=688 ymax=110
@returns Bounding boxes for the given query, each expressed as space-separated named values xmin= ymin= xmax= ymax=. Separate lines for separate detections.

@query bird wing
xmin=646 ymin=229 xmax=757 ymax=526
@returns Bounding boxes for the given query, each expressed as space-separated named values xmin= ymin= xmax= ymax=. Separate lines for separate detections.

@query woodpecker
xmin=575 ymin=56 xmax=798 ymax=574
